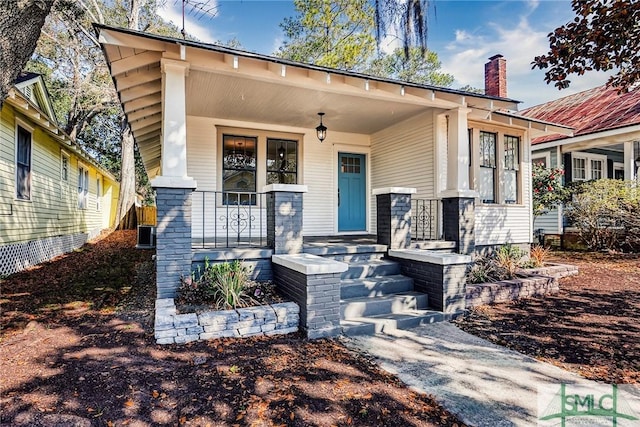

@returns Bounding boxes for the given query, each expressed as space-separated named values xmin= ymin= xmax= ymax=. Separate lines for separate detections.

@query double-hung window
xmin=16 ymin=125 xmax=32 ymax=200
xmin=222 ymin=134 xmax=257 ymax=205
xmin=504 ymin=135 xmax=520 ymax=204
xmin=479 ymin=131 xmax=496 ymax=203
xmin=571 ymin=154 xmax=606 ymax=182
xmin=266 ymin=139 xmax=298 ymax=184
xmin=96 ymin=176 xmax=102 ymax=211
xmin=78 ymin=164 xmax=89 ymax=209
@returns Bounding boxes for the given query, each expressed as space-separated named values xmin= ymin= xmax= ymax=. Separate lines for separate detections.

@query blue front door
xmin=338 ymin=153 xmax=366 ymax=232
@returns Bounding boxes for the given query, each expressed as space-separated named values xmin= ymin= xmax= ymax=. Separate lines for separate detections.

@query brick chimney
xmin=484 ymin=54 xmax=507 ymax=98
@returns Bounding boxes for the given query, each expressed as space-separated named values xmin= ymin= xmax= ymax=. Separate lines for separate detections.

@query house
xmin=0 ymin=72 xmax=119 ymax=276
xmin=522 ymin=85 xmax=640 ymax=240
xmin=96 ymin=25 xmax=569 ymax=338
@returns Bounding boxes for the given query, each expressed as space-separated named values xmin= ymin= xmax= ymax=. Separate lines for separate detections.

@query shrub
xmin=494 ymin=244 xmax=524 ymax=279
xmin=565 ymin=179 xmax=640 ymax=251
xmin=177 ymin=259 xmax=255 ymax=309
xmin=467 ymin=244 xmax=526 ymax=284
xmin=528 ymin=245 xmax=550 ymax=268
xmin=532 ymin=163 xmax=569 ymax=217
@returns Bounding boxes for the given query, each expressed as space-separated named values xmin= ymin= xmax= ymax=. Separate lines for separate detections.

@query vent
xmin=137 ymin=225 xmax=156 ymax=248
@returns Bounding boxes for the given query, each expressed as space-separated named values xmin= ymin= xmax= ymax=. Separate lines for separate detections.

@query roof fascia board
xmin=95 ymin=23 xmax=520 ymax=111
xmin=533 ymin=124 xmax=640 ymax=152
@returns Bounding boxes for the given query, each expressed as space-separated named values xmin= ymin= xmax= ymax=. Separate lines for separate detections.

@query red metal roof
xmin=521 ymin=85 xmax=640 ymax=144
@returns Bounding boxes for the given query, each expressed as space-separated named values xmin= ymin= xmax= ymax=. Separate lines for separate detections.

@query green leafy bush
xmin=565 ymin=179 xmax=640 ymax=251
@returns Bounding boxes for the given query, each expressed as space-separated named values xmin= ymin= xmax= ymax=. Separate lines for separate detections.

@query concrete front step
xmin=341 ymin=292 xmax=428 ymax=319
xmin=340 ymin=275 xmax=414 ymax=299
xmin=341 ymin=259 xmax=400 ymax=279
xmin=341 ymin=310 xmax=446 ymax=336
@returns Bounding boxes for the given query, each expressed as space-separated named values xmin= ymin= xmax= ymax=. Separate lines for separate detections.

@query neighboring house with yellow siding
xmin=0 ymin=72 xmax=119 ymax=276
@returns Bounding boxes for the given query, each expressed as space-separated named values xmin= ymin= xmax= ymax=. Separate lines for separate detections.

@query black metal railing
xmin=192 ymin=191 xmax=267 ymax=248
xmin=411 ymin=198 xmax=442 ymax=241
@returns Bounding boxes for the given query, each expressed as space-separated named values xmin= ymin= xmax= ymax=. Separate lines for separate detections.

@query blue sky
xmin=158 ymin=0 xmax=611 ymax=108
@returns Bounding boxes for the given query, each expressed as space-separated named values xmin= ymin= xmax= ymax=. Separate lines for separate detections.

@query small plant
xmin=528 ymin=245 xmax=550 ymax=268
xmin=467 ymin=257 xmax=500 ymax=284
xmin=177 ymin=259 xmax=255 ymax=310
xmin=494 ymin=244 xmax=523 ymax=279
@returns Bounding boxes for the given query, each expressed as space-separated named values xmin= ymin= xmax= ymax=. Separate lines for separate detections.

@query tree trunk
xmin=115 ymin=0 xmax=148 ymax=227
xmin=115 ymin=120 xmax=137 ymax=226
xmin=0 ymin=0 xmax=55 ymax=107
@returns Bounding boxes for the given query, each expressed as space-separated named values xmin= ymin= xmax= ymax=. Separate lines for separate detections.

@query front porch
xmin=165 ymin=185 xmax=472 ymax=339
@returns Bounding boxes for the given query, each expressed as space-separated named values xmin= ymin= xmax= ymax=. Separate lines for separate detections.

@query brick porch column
xmin=373 ymin=187 xmax=416 ymax=249
xmin=264 ymin=184 xmax=308 ymax=254
xmin=442 ymin=197 xmax=475 ymax=255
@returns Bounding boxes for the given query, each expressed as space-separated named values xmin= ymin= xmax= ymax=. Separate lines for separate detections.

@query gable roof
xmin=4 ymin=75 xmax=117 ymax=181
xmin=13 ymin=72 xmax=58 ymax=126
xmin=521 ymin=85 xmax=640 ymax=145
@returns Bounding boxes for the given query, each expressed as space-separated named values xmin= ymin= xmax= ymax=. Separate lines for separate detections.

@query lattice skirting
xmin=0 ymin=229 xmax=101 ymax=277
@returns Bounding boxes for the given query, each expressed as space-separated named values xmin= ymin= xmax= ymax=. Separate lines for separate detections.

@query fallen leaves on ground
xmin=456 ymin=251 xmax=640 ymax=384
xmin=0 ymin=230 xmax=464 ymax=426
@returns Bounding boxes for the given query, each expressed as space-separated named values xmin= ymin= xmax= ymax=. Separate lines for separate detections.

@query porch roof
xmin=95 ymin=24 xmax=569 ymax=178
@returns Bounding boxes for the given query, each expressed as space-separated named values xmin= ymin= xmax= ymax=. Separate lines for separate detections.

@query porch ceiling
xmin=186 ymin=70 xmax=428 ymax=135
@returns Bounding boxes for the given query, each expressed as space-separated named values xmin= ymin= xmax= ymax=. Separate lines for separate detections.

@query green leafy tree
xmin=458 ymin=84 xmax=484 ymax=94
xmin=533 ymin=0 xmax=640 ymax=91
xmin=0 ymin=0 xmax=55 ymax=108
xmin=532 ymin=163 xmax=568 ymax=218
xmin=277 ymin=0 xmax=375 ymax=71
xmin=30 ymin=0 xmax=185 ymax=215
xmin=366 ymin=47 xmax=453 ymax=86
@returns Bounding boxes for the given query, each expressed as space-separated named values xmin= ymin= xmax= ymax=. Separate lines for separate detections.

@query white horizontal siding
xmin=475 ymin=133 xmax=533 ymax=246
xmin=186 ymin=115 xmax=370 ymax=237
xmin=534 ymin=208 xmax=560 ymax=234
xmin=370 ymin=112 xmax=435 ymax=198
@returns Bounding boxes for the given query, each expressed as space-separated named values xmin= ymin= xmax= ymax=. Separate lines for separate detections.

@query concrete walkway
xmin=344 ymin=322 xmax=640 ymax=427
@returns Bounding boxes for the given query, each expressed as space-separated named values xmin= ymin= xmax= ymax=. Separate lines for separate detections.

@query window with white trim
xmin=222 ymin=134 xmax=257 ymax=205
xmin=96 ymin=175 xmax=102 ymax=211
xmin=16 ymin=125 xmax=32 ymax=200
xmin=61 ymin=151 xmax=70 ymax=182
xmin=479 ymin=131 xmax=496 ymax=203
xmin=504 ymin=135 xmax=520 ymax=204
xmin=78 ymin=164 xmax=89 ymax=209
xmin=571 ymin=153 xmax=606 ymax=182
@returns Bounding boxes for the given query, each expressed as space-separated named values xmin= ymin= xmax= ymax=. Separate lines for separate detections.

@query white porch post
xmin=443 ymin=108 xmax=475 ymax=196
xmin=623 ymin=141 xmax=636 ymax=181
xmin=151 ymin=58 xmax=196 ymax=189
xmin=440 ymin=107 xmax=477 ymax=255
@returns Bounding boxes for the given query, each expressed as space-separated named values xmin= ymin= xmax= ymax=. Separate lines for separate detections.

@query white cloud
xmin=379 ymin=34 xmax=402 ymax=55
xmin=440 ymin=15 xmax=610 ymax=108
xmin=156 ymin=1 xmax=219 ymax=43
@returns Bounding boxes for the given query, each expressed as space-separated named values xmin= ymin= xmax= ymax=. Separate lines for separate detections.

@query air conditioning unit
xmin=137 ymin=225 xmax=156 ymax=249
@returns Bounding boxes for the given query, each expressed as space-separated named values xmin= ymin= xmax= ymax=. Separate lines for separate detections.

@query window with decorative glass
xmin=267 ymin=139 xmax=297 ymax=184
xmin=504 ymin=135 xmax=520 ymax=204
xmin=479 ymin=131 xmax=497 ymax=203
xmin=222 ymin=135 xmax=257 ymax=205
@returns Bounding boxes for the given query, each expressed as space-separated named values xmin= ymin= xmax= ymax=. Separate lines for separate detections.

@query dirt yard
xmin=0 ymin=231 xmax=463 ymax=426
xmin=456 ymin=251 xmax=640 ymax=384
